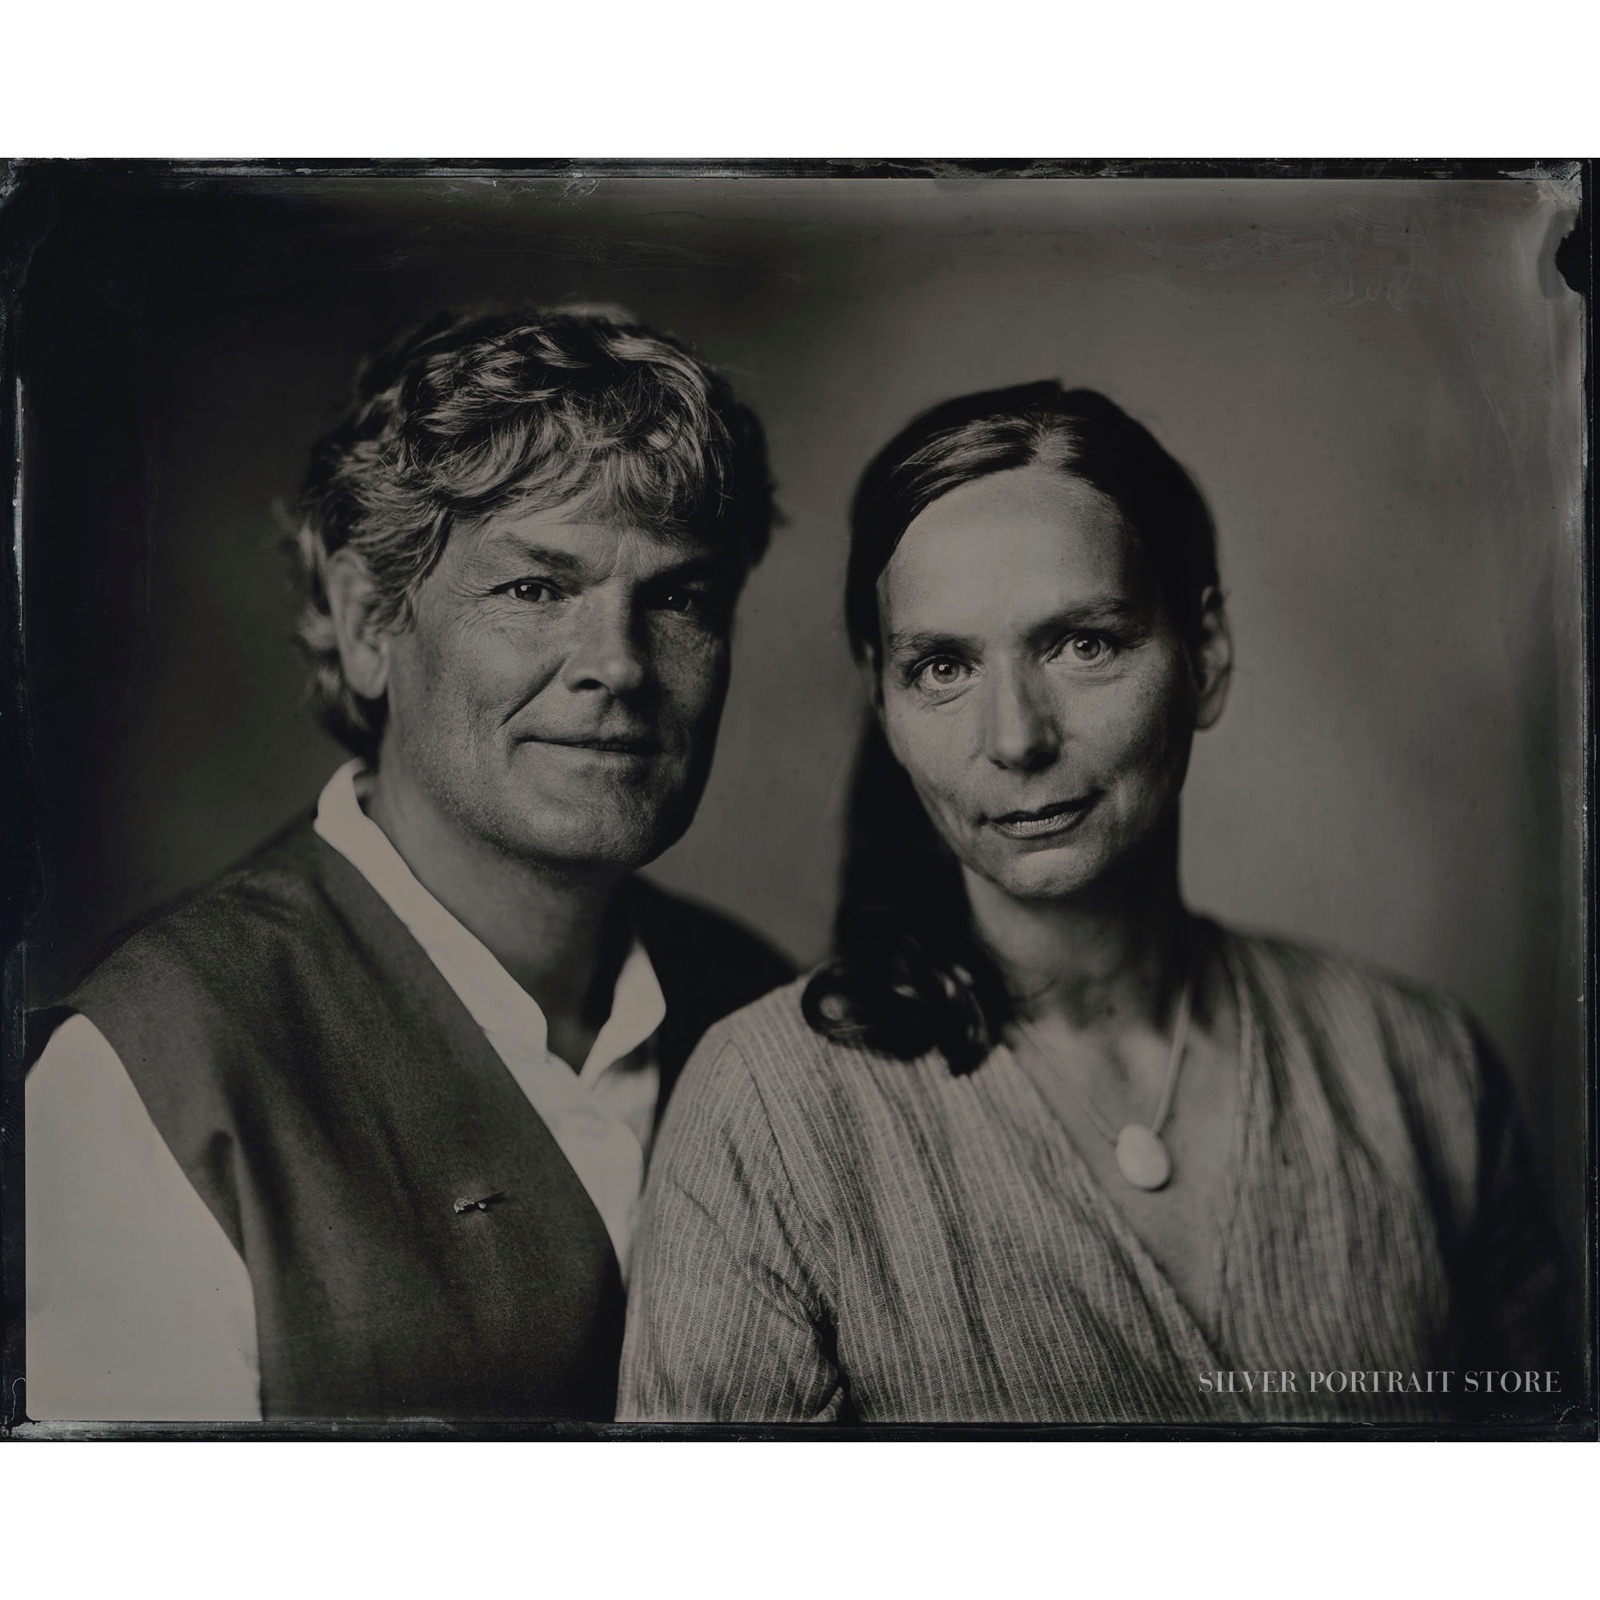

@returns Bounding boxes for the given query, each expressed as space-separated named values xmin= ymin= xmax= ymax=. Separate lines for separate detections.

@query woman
xmin=618 ymin=383 xmax=1563 ymax=1425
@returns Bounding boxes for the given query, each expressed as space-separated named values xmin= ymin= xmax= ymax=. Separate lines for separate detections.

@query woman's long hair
xmin=800 ymin=382 xmax=1219 ymax=1073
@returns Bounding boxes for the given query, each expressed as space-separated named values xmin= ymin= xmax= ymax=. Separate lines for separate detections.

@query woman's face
xmin=874 ymin=464 xmax=1229 ymax=905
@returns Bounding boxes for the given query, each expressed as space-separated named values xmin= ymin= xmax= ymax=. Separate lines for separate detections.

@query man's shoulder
xmin=32 ymin=814 xmax=349 ymax=1096
xmin=67 ymin=814 xmax=333 ymax=1013
xmin=628 ymin=877 xmax=796 ymax=1020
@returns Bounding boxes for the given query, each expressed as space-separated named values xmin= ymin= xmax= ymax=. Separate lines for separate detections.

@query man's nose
xmin=560 ymin=598 xmax=648 ymax=696
xmin=982 ymin=663 xmax=1060 ymax=771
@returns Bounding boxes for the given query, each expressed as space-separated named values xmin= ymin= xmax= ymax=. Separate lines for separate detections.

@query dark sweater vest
xmin=64 ymin=820 xmax=792 ymax=1422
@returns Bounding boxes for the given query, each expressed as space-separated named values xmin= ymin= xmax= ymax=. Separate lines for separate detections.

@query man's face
xmin=376 ymin=501 xmax=742 ymax=878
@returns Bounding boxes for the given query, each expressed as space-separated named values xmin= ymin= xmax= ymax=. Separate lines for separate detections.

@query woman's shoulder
xmin=1215 ymin=920 xmax=1483 ymax=1083
xmin=662 ymin=971 xmax=919 ymax=1144
xmin=1214 ymin=925 xmax=1525 ymax=1242
xmin=1221 ymin=920 xmax=1462 ymax=1012
xmin=683 ymin=973 xmax=860 ymax=1085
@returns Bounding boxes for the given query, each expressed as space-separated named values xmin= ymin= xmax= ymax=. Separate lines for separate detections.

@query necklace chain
xmin=1016 ymin=975 xmax=1194 ymax=1149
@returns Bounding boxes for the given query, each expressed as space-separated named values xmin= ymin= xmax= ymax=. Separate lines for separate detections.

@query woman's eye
xmin=506 ymin=579 xmax=558 ymax=604
xmin=913 ymin=658 xmax=970 ymax=693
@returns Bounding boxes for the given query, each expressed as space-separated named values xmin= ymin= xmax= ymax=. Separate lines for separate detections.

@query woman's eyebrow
xmin=884 ymin=627 xmax=980 ymax=660
xmin=886 ymin=601 xmax=1146 ymax=659
xmin=1024 ymin=598 xmax=1147 ymax=639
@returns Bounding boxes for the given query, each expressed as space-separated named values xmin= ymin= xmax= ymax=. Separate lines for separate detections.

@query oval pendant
xmin=1115 ymin=1124 xmax=1172 ymax=1191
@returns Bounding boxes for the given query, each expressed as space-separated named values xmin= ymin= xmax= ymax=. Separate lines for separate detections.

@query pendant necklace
xmin=1017 ymin=974 xmax=1194 ymax=1192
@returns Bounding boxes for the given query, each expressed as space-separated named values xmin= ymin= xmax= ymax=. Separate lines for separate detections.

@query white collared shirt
xmin=26 ymin=762 xmax=665 ymax=1421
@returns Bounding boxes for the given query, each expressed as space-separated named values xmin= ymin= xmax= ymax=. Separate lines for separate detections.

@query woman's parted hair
xmin=802 ymin=382 xmax=1219 ymax=1073
xmin=293 ymin=307 xmax=775 ymax=759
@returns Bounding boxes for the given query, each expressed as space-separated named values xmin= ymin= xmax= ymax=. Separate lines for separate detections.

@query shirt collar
xmin=312 ymin=760 xmax=665 ymax=1079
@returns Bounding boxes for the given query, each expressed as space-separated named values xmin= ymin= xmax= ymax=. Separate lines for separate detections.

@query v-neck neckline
xmin=1003 ymin=923 xmax=1259 ymax=1384
xmin=307 ymin=828 xmax=626 ymax=1280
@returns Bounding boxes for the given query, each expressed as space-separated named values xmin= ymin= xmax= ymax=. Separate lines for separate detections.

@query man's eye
xmin=1063 ymin=633 xmax=1114 ymax=664
xmin=504 ymin=579 xmax=560 ymax=604
xmin=659 ymin=589 xmax=707 ymax=615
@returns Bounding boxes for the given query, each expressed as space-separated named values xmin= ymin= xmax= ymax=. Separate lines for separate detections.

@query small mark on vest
xmin=452 ymin=1191 xmax=507 ymax=1214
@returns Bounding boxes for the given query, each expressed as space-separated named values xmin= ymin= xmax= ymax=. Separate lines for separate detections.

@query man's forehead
xmin=465 ymin=499 xmax=730 ymax=571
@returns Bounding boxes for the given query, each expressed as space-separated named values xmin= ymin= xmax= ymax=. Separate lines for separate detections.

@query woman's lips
xmin=986 ymin=795 xmax=1097 ymax=840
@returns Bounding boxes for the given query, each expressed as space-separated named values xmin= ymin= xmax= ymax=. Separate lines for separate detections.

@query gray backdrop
xmin=21 ymin=172 xmax=1586 ymax=1269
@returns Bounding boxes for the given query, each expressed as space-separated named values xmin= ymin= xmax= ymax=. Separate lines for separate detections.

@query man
xmin=26 ymin=308 xmax=792 ymax=1422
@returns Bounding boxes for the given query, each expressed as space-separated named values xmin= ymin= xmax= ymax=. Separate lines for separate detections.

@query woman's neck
xmin=964 ymin=828 xmax=1193 ymax=1037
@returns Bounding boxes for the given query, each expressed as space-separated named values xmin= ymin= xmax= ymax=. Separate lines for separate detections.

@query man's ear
xmin=324 ymin=550 xmax=394 ymax=703
xmin=1192 ymin=586 xmax=1233 ymax=731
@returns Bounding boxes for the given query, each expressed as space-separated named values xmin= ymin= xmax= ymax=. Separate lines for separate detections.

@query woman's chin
xmin=972 ymin=840 xmax=1107 ymax=904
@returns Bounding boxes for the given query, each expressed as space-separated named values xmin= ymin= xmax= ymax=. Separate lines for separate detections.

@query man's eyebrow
xmin=476 ymin=537 xmax=733 ymax=585
xmin=476 ymin=540 xmax=594 ymax=581
xmin=641 ymin=552 xmax=732 ymax=585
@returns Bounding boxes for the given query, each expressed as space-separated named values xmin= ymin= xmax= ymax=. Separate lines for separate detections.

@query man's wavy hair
xmin=293 ymin=307 xmax=775 ymax=759
xmin=801 ymin=382 xmax=1219 ymax=1073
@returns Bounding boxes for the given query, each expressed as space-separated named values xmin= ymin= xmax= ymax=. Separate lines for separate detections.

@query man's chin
xmin=499 ymin=805 xmax=692 ymax=879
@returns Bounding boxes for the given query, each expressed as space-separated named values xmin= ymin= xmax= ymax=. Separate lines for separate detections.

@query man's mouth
xmin=986 ymin=795 xmax=1097 ymax=840
xmin=533 ymin=733 xmax=662 ymax=756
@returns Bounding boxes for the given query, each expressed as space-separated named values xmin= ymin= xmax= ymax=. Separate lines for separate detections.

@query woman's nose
xmin=982 ymin=666 xmax=1060 ymax=771
xmin=560 ymin=599 xmax=648 ymax=696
